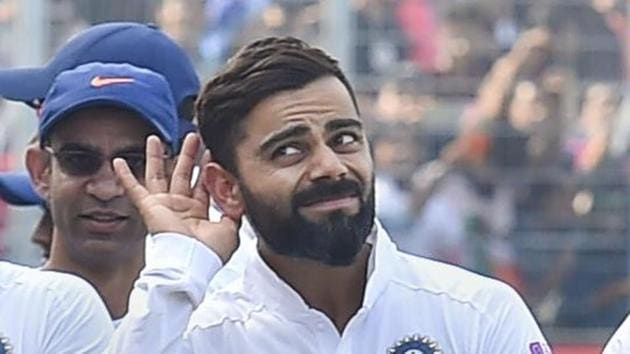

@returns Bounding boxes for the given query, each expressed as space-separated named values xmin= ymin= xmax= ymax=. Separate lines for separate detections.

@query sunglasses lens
xmin=49 ymin=148 xmax=149 ymax=179
xmin=56 ymin=151 xmax=102 ymax=176
xmin=122 ymin=155 xmax=146 ymax=179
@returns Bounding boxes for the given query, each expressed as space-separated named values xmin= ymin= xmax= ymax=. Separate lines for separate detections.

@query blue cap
xmin=40 ymin=62 xmax=179 ymax=150
xmin=0 ymin=172 xmax=44 ymax=206
xmin=0 ymin=22 xmax=199 ymax=123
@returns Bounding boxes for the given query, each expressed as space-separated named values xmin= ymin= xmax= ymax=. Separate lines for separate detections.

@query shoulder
xmin=604 ymin=315 xmax=630 ymax=354
xmin=34 ymin=269 xmax=102 ymax=302
xmin=392 ymin=252 xmax=548 ymax=346
xmin=0 ymin=262 xmax=113 ymax=352
xmin=393 ymin=252 xmax=525 ymax=316
xmin=2 ymin=262 xmax=89 ymax=288
xmin=0 ymin=261 xmax=28 ymax=286
xmin=0 ymin=262 xmax=104 ymax=312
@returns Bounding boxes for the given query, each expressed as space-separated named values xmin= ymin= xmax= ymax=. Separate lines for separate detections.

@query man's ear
xmin=25 ymin=145 xmax=51 ymax=201
xmin=202 ymin=162 xmax=245 ymax=220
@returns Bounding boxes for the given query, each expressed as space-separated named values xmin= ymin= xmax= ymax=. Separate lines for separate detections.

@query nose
xmin=307 ymin=144 xmax=349 ymax=182
xmin=85 ymin=159 xmax=125 ymax=202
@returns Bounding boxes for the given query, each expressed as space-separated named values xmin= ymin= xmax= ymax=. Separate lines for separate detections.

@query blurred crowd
xmin=362 ymin=0 xmax=629 ymax=334
xmin=0 ymin=0 xmax=628 ymax=339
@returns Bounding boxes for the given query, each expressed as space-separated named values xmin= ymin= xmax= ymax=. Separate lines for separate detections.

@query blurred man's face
xmin=44 ymin=107 xmax=154 ymax=268
xmin=234 ymin=76 xmax=375 ymax=266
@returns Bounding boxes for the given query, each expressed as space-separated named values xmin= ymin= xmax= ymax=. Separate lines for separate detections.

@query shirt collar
xmin=242 ymin=219 xmax=398 ymax=321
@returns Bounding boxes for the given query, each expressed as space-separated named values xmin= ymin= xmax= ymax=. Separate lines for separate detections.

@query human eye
xmin=272 ymin=144 xmax=303 ymax=158
xmin=59 ymin=150 xmax=97 ymax=166
xmin=124 ymin=154 xmax=145 ymax=167
xmin=55 ymin=150 xmax=101 ymax=176
xmin=270 ymin=143 xmax=306 ymax=165
xmin=120 ymin=153 xmax=146 ymax=178
xmin=331 ymin=132 xmax=362 ymax=152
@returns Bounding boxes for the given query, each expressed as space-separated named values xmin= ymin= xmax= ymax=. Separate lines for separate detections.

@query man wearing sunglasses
xmin=0 ymin=22 xmax=204 ymax=322
xmin=0 ymin=22 xmax=201 ymax=260
xmin=24 ymin=62 xmax=179 ymax=328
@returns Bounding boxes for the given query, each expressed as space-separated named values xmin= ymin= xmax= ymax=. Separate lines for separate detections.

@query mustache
xmin=292 ymin=179 xmax=363 ymax=207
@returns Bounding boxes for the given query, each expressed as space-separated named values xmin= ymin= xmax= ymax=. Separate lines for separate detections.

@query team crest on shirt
xmin=0 ymin=333 xmax=12 ymax=354
xmin=387 ymin=334 xmax=442 ymax=354
xmin=528 ymin=341 xmax=552 ymax=354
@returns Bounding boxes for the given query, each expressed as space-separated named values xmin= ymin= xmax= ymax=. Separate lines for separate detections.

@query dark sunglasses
xmin=44 ymin=146 xmax=157 ymax=179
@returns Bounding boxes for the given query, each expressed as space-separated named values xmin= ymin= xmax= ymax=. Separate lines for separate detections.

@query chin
xmin=78 ymin=233 xmax=142 ymax=260
xmin=80 ymin=237 xmax=123 ymax=254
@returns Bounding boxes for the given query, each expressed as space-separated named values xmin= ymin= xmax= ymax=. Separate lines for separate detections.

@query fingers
xmin=145 ymin=135 xmax=168 ymax=193
xmin=192 ymin=149 xmax=211 ymax=207
xmin=113 ymin=157 xmax=150 ymax=206
xmin=170 ymin=133 xmax=200 ymax=196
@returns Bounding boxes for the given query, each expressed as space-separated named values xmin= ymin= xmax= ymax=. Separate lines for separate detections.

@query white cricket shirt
xmin=0 ymin=261 xmax=113 ymax=354
xmin=604 ymin=314 xmax=630 ymax=354
xmin=109 ymin=222 xmax=550 ymax=353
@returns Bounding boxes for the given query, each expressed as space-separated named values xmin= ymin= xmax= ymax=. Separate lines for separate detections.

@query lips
xmin=299 ymin=190 xmax=359 ymax=207
xmin=300 ymin=196 xmax=360 ymax=214
xmin=79 ymin=210 xmax=129 ymax=234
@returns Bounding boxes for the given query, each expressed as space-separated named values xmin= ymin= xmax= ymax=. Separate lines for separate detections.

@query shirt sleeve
xmin=107 ymin=233 xmax=223 ymax=354
xmin=603 ymin=314 xmax=630 ymax=354
xmin=44 ymin=272 xmax=114 ymax=354
xmin=480 ymin=282 xmax=552 ymax=354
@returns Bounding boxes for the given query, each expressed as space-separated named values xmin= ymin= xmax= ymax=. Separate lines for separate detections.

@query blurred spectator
xmin=600 ymin=1 xmax=628 ymax=81
xmin=354 ymin=0 xmax=410 ymax=76
xmin=610 ymin=86 xmax=630 ymax=158
xmin=213 ymin=0 xmax=322 ymax=74
xmin=492 ymin=1 xmax=520 ymax=52
xmin=400 ymin=127 xmax=525 ymax=292
xmin=565 ymin=84 xmax=621 ymax=174
xmin=432 ymin=1 xmax=503 ymax=96
xmin=372 ymin=129 xmax=420 ymax=239
xmin=547 ymin=0 xmax=623 ymax=81
xmin=156 ymin=0 xmax=206 ymax=60
xmin=72 ymin=0 xmax=156 ymax=24
xmin=394 ymin=0 xmax=437 ymax=73
xmin=199 ymin=0 xmax=269 ymax=70
xmin=372 ymin=79 xmax=434 ymax=123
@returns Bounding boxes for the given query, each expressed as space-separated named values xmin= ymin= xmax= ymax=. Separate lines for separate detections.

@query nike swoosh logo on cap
xmin=90 ymin=76 xmax=135 ymax=87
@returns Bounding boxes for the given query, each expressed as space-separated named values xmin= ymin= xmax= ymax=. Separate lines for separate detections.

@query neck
xmin=44 ymin=234 xmax=144 ymax=320
xmin=259 ymin=242 xmax=371 ymax=333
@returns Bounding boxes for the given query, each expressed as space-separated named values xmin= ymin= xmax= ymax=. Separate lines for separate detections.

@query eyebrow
xmin=259 ymin=125 xmax=311 ymax=153
xmin=324 ymin=118 xmax=363 ymax=132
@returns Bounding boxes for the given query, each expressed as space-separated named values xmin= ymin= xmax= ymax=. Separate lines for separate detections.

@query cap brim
xmin=0 ymin=66 xmax=53 ymax=103
xmin=0 ymin=172 xmax=45 ymax=206
xmin=42 ymin=96 xmax=177 ymax=149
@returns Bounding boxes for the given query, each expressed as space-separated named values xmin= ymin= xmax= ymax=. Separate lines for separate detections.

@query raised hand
xmin=113 ymin=133 xmax=240 ymax=264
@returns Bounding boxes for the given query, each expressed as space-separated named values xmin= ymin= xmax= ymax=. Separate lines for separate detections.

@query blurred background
xmin=0 ymin=0 xmax=627 ymax=352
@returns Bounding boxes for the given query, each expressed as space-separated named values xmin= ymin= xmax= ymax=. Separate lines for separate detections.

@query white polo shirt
xmin=206 ymin=218 xmax=257 ymax=293
xmin=109 ymin=222 xmax=550 ymax=353
xmin=604 ymin=314 xmax=630 ymax=354
xmin=0 ymin=261 xmax=113 ymax=354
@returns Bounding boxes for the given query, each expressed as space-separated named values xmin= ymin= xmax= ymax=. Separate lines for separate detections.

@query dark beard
xmin=241 ymin=178 xmax=375 ymax=266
